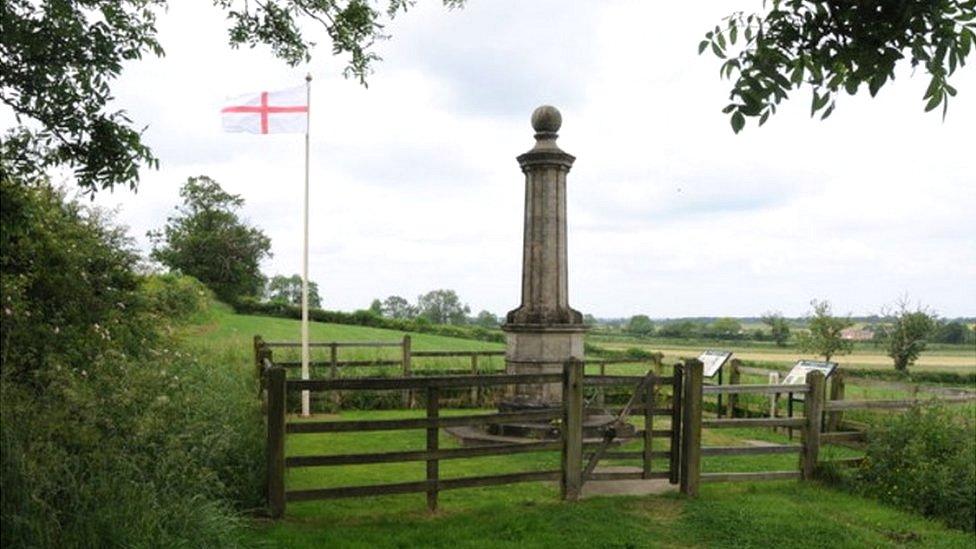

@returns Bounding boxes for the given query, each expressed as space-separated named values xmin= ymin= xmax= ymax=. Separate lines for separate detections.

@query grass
xmin=182 ymin=308 xmax=975 ymax=547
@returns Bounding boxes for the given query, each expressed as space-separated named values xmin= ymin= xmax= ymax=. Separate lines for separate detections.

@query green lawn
xmin=185 ymin=309 xmax=975 ymax=548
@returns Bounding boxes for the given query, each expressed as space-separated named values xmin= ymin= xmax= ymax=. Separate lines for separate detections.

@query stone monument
xmin=449 ymin=106 xmax=625 ymax=445
xmin=501 ymin=105 xmax=587 ymax=407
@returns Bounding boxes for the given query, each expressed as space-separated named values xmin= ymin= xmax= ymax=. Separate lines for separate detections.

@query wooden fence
xmin=253 ymin=335 xmax=662 ymax=409
xmin=261 ymin=356 xmax=682 ymax=517
xmin=257 ymin=345 xmax=976 ymax=518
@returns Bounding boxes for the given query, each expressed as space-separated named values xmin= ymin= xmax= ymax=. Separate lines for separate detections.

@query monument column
xmin=502 ymin=106 xmax=587 ymax=407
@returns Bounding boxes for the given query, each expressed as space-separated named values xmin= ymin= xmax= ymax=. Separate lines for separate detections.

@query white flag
xmin=221 ymin=86 xmax=307 ymax=134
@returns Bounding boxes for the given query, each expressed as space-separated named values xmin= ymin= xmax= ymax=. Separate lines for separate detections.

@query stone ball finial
xmin=531 ymin=105 xmax=562 ymax=135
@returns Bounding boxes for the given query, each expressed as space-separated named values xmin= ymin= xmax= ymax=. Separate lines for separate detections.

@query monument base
xmin=501 ymin=323 xmax=587 ymax=404
xmin=445 ymin=323 xmax=635 ymax=447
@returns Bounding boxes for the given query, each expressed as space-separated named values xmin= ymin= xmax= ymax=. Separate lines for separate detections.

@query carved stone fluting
xmin=502 ymin=106 xmax=587 ymax=406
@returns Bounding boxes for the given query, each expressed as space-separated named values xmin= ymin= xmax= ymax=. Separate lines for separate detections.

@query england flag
xmin=221 ymin=86 xmax=307 ymax=134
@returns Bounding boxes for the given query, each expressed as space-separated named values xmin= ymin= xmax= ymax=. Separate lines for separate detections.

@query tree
xmin=883 ymin=299 xmax=937 ymax=372
xmin=762 ymin=311 xmax=792 ymax=347
xmin=149 ymin=176 xmax=271 ymax=303
xmin=1 ymin=0 xmax=464 ymax=194
xmin=934 ymin=320 xmax=972 ymax=344
xmin=473 ymin=310 xmax=500 ymax=328
xmin=626 ymin=314 xmax=655 ymax=336
xmin=368 ymin=298 xmax=383 ymax=316
xmin=266 ymin=274 xmax=321 ymax=308
xmin=658 ymin=320 xmax=700 ymax=339
xmin=706 ymin=317 xmax=742 ymax=339
xmin=381 ymin=295 xmax=416 ymax=319
xmin=416 ymin=289 xmax=470 ymax=325
xmin=700 ymin=1 xmax=976 ymax=133
xmin=798 ymin=299 xmax=853 ymax=362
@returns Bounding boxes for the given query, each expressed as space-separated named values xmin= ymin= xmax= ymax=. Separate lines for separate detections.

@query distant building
xmin=840 ymin=327 xmax=875 ymax=341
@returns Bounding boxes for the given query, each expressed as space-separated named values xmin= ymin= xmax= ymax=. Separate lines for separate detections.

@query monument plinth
xmin=502 ymin=105 xmax=587 ymax=407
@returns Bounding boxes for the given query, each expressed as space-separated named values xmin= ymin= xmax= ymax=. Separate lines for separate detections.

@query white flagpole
xmin=301 ymin=73 xmax=312 ymax=417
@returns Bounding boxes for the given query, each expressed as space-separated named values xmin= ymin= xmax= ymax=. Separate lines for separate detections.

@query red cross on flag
xmin=221 ymin=86 xmax=308 ymax=134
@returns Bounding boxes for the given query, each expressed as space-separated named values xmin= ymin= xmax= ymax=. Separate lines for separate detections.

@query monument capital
xmin=517 ymin=105 xmax=576 ymax=171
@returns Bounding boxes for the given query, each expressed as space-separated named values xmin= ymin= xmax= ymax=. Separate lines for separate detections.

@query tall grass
xmin=1 ymin=344 xmax=263 ymax=547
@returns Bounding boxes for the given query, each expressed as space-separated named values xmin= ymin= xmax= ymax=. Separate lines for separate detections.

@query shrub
xmin=850 ymin=404 xmax=976 ymax=531
xmin=0 ymin=179 xmax=154 ymax=384
xmin=141 ymin=272 xmax=214 ymax=323
xmin=1 ymin=176 xmax=262 ymax=547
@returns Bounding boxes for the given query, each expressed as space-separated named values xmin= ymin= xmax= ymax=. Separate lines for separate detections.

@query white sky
xmin=12 ymin=1 xmax=976 ymax=318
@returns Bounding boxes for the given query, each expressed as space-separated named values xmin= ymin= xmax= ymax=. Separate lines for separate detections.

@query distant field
xmin=597 ymin=340 xmax=976 ymax=375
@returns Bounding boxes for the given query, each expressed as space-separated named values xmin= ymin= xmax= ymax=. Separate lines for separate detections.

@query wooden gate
xmin=566 ymin=362 xmax=683 ymax=495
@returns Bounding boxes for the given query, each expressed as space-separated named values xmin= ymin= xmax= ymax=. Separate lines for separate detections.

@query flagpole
xmin=301 ymin=73 xmax=312 ymax=417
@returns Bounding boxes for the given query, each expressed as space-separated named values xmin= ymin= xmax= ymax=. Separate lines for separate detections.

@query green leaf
xmin=731 ymin=111 xmax=745 ymax=134
xmin=790 ymin=64 xmax=804 ymax=85
xmin=820 ymin=102 xmax=835 ymax=120
xmin=923 ymin=76 xmax=941 ymax=99
xmin=711 ymin=41 xmax=726 ymax=59
xmin=811 ymin=91 xmax=829 ymax=115
xmin=730 ymin=26 xmax=738 ymax=45
xmin=759 ymin=110 xmax=770 ymax=126
xmin=925 ymin=91 xmax=942 ymax=112
xmin=698 ymin=40 xmax=709 ymax=54
xmin=868 ymin=74 xmax=886 ymax=97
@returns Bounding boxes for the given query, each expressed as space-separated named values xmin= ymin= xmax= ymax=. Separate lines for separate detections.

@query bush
xmin=141 ymin=273 xmax=214 ymax=323
xmin=850 ymin=404 xmax=976 ymax=531
xmin=1 ymin=179 xmax=154 ymax=384
xmin=1 ymin=176 xmax=262 ymax=547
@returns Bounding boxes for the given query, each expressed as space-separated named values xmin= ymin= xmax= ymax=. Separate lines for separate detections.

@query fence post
xmin=597 ymin=362 xmax=606 ymax=408
xmin=642 ymin=376 xmax=654 ymax=479
xmin=768 ymin=371 xmax=780 ymax=421
xmin=266 ymin=366 xmax=286 ymax=518
xmin=470 ymin=355 xmax=479 ymax=406
xmin=402 ymin=335 xmax=412 ymax=408
xmin=426 ymin=386 xmax=439 ymax=512
xmin=329 ymin=342 xmax=340 ymax=408
xmin=257 ymin=346 xmax=273 ymax=400
xmin=680 ymin=359 xmax=703 ymax=497
xmin=802 ymin=371 xmax=825 ymax=480
xmin=253 ymin=335 xmax=264 ymax=375
xmin=725 ymin=359 xmax=740 ymax=418
xmin=561 ymin=358 xmax=584 ymax=501
xmin=826 ymin=371 xmax=845 ymax=432
xmin=669 ymin=363 xmax=683 ymax=485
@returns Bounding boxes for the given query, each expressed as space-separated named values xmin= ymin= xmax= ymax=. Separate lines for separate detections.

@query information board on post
xmin=698 ymin=350 xmax=733 ymax=378
xmin=782 ymin=360 xmax=837 ymax=386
